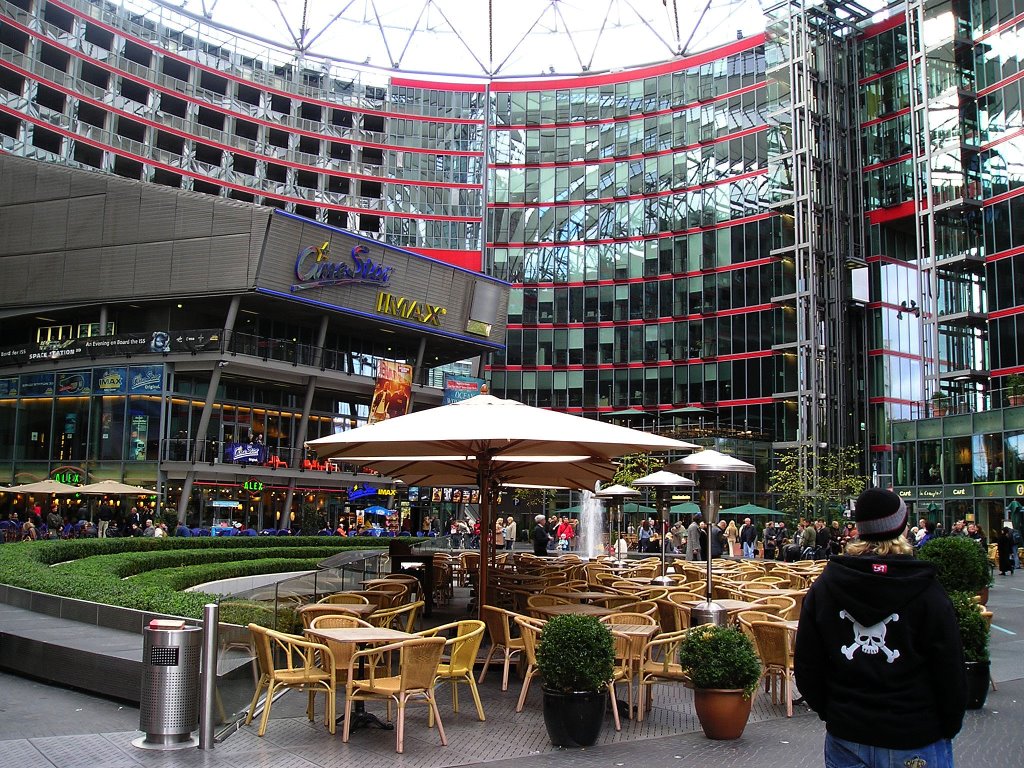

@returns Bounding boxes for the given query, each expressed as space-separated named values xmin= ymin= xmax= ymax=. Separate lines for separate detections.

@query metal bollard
xmin=198 ymin=603 xmax=219 ymax=750
xmin=133 ymin=619 xmax=201 ymax=750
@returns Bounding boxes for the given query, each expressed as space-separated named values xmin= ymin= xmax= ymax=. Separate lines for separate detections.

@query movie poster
xmin=367 ymin=361 xmax=413 ymax=424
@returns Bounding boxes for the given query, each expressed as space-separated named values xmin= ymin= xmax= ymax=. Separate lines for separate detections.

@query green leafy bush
xmin=536 ymin=614 xmax=614 ymax=694
xmin=949 ymin=590 xmax=989 ymax=663
xmin=679 ymin=624 xmax=762 ymax=698
xmin=0 ymin=537 xmax=410 ymax=622
xmin=918 ymin=536 xmax=993 ymax=593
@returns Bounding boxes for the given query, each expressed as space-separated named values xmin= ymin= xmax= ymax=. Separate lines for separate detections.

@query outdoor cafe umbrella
xmin=719 ymin=502 xmax=781 ymax=518
xmin=306 ymin=395 xmax=696 ymax=612
xmin=2 ymin=479 xmax=80 ymax=494
xmin=75 ymin=480 xmax=155 ymax=495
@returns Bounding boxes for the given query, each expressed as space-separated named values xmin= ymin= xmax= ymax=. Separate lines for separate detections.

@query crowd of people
xmin=0 ymin=503 xmax=174 ymax=541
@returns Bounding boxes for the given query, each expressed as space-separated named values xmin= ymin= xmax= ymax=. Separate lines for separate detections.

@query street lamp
xmin=668 ymin=449 xmax=755 ymax=626
xmin=632 ymin=470 xmax=695 ymax=585
xmin=595 ymin=483 xmax=641 ymax=558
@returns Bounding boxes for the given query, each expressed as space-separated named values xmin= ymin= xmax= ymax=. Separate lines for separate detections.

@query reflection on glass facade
xmin=6 ymin=0 xmax=1024 ymax=515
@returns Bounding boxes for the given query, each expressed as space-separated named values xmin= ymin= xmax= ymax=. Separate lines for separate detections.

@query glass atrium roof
xmin=167 ymin=0 xmax=769 ymax=79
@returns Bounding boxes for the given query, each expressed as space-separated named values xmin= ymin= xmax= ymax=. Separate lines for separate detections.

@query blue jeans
xmin=742 ymin=542 xmax=755 ymax=558
xmin=825 ymin=733 xmax=954 ymax=768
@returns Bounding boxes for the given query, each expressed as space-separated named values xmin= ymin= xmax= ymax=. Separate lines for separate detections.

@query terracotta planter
xmin=976 ymin=587 xmax=989 ymax=606
xmin=692 ymin=688 xmax=754 ymax=740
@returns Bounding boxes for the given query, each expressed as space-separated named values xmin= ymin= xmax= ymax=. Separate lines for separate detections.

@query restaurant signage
xmin=292 ymin=241 xmax=393 ymax=292
xmin=51 ymin=469 xmax=81 ymax=484
xmin=376 ymin=292 xmax=447 ymax=326
xmin=242 ymin=478 xmax=265 ymax=492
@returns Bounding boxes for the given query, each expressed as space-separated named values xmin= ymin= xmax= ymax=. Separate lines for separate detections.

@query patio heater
xmin=668 ymin=449 xmax=754 ymax=626
xmin=595 ymin=483 xmax=640 ymax=559
xmin=632 ymin=471 xmax=695 ymax=585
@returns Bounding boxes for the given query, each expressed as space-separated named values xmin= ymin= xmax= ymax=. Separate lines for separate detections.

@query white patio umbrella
xmin=307 ymin=395 xmax=697 ymax=611
xmin=75 ymin=480 xmax=155 ymax=495
xmin=3 ymin=479 xmax=80 ymax=494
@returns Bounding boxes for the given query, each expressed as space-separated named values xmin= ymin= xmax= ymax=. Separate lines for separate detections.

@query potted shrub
xmin=930 ymin=390 xmax=951 ymax=417
xmin=535 ymin=614 xmax=615 ymax=747
xmin=949 ymin=590 xmax=991 ymax=709
xmin=678 ymin=624 xmax=762 ymax=740
xmin=1007 ymin=374 xmax=1024 ymax=406
xmin=918 ymin=535 xmax=993 ymax=604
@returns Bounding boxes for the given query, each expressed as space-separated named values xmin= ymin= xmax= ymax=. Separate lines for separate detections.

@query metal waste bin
xmin=133 ymin=620 xmax=202 ymax=750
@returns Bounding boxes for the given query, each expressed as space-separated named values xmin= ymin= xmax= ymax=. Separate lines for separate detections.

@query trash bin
xmin=133 ymin=619 xmax=202 ymax=750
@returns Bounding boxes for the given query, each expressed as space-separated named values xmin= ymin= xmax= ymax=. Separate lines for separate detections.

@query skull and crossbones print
xmin=839 ymin=610 xmax=901 ymax=663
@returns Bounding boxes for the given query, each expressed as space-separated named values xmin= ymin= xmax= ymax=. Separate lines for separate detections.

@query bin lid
xmin=148 ymin=619 xmax=186 ymax=630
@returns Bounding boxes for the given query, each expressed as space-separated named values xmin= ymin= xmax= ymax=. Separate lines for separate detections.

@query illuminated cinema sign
xmin=291 ymin=241 xmax=393 ymax=292
xmin=376 ymin=292 xmax=447 ymax=327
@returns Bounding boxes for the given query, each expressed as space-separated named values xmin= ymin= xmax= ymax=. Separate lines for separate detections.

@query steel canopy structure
xmin=160 ymin=0 xmax=766 ymax=78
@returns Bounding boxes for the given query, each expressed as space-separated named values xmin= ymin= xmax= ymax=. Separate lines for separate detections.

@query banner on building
xmin=367 ymin=360 xmax=413 ymax=424
xmin=442 ymin=373 xmax=488 ymax=404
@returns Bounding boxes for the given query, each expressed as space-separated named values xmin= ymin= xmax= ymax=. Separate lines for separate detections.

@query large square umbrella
xmin=3 ymin=479 xmax=80 ymax=494
xmin=307 ymin=395 xmax=696 ymax=611
xmin=76 ymin=480 xmax=155 ymax=495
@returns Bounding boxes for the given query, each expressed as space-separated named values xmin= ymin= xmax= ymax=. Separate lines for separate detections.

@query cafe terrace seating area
xmin=242 ymin=551 xmax=827 ymax=755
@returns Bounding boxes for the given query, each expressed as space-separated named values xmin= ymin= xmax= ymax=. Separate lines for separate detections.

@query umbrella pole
xmin=476 ymin=455 xmax=492 ymax=619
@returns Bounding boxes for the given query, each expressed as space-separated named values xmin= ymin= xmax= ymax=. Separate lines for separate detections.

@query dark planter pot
xmin=693 ymin=688 xmax=755 ymax=740
xmin=541 ymin=688 xmax=606 ymax=747
xmin=976 ymin=587 xmax=989 ymax=606
xmin=965 ymin=661 xmax=990 ymax=709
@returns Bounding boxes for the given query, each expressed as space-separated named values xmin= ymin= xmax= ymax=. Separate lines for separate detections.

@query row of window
xmin=490 ymin=50 xmax=764 ymax=126
xmin=487 ymin=182 xmax=769 ymax=245
xmin=491 ymin=93 xmax=768 ymax=165
xmin=488 ymin=357 xmax=775 ymax=410
xmin=499 ymin=310 xmax=776 ymax=367
xmin=490 ymin=133 xmax=766 ymax=204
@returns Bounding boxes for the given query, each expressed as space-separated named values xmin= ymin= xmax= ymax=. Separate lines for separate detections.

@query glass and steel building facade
xmin=5 ymin=0 xmax=1024 ymax=526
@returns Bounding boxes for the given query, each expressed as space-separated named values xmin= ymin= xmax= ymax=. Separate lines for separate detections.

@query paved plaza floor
xmin=1 ymin=573 xmax=1021 ymax=768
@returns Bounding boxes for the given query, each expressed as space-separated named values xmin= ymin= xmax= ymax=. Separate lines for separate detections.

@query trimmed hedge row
xmin=0 ymin=536 xmax=410 ymax=623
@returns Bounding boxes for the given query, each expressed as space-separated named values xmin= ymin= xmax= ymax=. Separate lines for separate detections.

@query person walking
xmin=710 ymin=519 xmax=727 ymax=558
xmin=739 ymin=517 xmax=757 ymax=558
xmin=725 ymin=519 xmax=739 ymax=556
xmin=97 ymin=504 xmax=113 ymax=538
xmin=531 ymin=514 xmax=551 ymax=557
xmin=685 ymin=515 xmax=702 ymax=561
xmin=795 ymin=488 xmax=967 ymax=768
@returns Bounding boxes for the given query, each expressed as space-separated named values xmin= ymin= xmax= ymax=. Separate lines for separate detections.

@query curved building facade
xmin=5 ymin=0 xmax=1024 ymax=532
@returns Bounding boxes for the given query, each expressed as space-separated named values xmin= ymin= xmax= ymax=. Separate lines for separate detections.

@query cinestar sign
xmin=291 ymin=241 xmax=393 ymax=292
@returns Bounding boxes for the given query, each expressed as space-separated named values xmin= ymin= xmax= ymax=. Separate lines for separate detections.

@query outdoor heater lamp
xmin=667 ymin=449 xmax=755 ymax=626
xmin=631 ymin=470 xmax=695 ymax=586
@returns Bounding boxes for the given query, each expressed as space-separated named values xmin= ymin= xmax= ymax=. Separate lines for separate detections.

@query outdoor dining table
xmin=532 ymin=603 xmax=615 ymax=618
xmin=305 ymin=626 xmax=414 ymax=731
xmin=543 ymin=590 xmax=614 ymax=603
xmin=744 ymin=587 xmax=804 ymax=597
xmin=680 ymin=598 xmax=757 ymax=618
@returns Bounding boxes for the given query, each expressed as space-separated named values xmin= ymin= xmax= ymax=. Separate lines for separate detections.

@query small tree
xmin=769 ymin=446 xmax=867 ymax=522
xmin=610 ymin=453 xmax=665 ymax=487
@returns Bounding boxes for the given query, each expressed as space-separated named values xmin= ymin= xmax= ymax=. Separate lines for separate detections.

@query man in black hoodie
xmin=795 ymin=488 xmax=966 ymax=768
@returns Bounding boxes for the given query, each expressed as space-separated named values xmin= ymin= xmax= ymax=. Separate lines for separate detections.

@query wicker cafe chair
xmin=369 ymin=600 xmax=425 ymax=633
xmin=635 ymin=628 xmax=692 ymax=721
xmin=417 ymin=620 xmax=487 ymax=722
xmin=298 ymin=604 xmax=368 ymax=630
xmin=478 ymin=606 xmax=526 ymax=691
xmin=245 ymin=624 xmax=336 ymax=737
xmin=512 ymin=615 xmax=546 ymax=713
xmin=305 ymin=614 xmax=374 ymax=685
xmin=317 ymin=592 xmax=370 ymax=605
xmin=748 ymin=595 xmax=798 ymax=620
xmin=751 ymin=620 xmax=796 ymax=717
xmin=342 ymin=636 xmax=448 ymax=753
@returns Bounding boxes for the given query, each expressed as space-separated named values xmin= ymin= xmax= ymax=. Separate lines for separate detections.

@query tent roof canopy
xmin=719 ymin=503 xmax=782 ymax=517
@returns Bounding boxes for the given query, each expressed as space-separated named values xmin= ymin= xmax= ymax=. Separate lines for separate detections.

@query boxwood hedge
xmin=0 ymin=536 xmax=409 ymax=623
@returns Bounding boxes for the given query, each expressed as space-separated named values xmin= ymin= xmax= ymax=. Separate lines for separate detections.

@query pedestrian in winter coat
xmin=795 ymin=488 xmax=966 ymax=768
